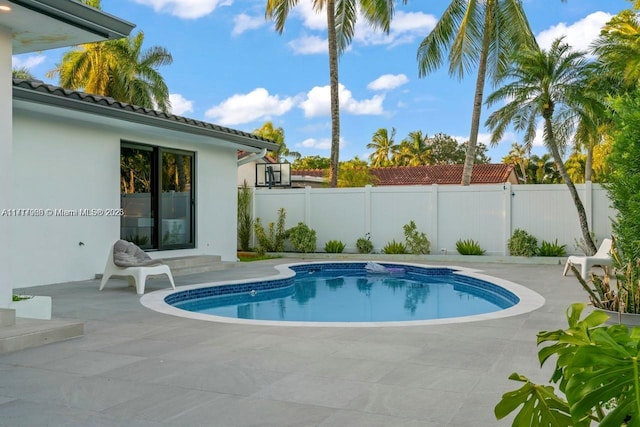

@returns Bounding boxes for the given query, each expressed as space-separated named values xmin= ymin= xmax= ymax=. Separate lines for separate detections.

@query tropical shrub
xmin=508 ymin=229 xmax=538 ymax=257
xmin=383 ymin=240 xmax=407 ymax=254
xmin=237 ymin=180 xmax=252 ymax=251
xmin=456 ymin=239 xmax=485 ymax=255
xmin=537 ymin=239 xmax=567 ymax=257
xmin=287 ymin=222 xmax=317 ymax=253
xmin=574 ymin=239 xmax=640 ymax=314
xmin=356 ymin=234 xmax=374 ymax=254
xmin=324 ymin=240 xmax=345 ymax=253
xmin=253 ymin=208 xmax=286 ymax=255
xmin=495 ymin=303 xmax=640 ymax=426
xmin=403 ymin=220 xmax=430 ymax=254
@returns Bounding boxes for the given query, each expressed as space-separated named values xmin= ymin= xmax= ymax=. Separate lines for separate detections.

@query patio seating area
xmin=0 ymin=258 xmax=588 ymax=426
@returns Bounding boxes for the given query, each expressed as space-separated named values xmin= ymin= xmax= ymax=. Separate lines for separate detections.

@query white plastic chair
xmin=99 ymin=244 xmax=176 ymax=295
xmin=563 ymin=238 xmax=613 ymax=279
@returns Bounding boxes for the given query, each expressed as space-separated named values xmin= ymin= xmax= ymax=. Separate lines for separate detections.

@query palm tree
xmin=502 ymin=143 xmax=529 ymax=184
xmin=591 ymin=8 xmax=640 ymax=92
xmin=12 ymin=67 xmax=35 ymax=79
xmin=266 ymin=0 xmax=402 ymax=187
xmin=47 ymin=31 xmax=172 ymax=112
xmin=416 ymin=0 xmax=536 ymax=185
xmin=367 ymin=128 xmax=398 ymax=167
xmin=486 ymin=38 xmax=607 ymax=254
xmin=253 ymin=121 xmax=300 ymax=162
xmin=397 ymin=131 xmax=431 ymax=166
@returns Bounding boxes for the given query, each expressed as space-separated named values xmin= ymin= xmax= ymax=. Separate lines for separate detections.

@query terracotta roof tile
xmin=292 ymin=164 xmax=515 ymax=186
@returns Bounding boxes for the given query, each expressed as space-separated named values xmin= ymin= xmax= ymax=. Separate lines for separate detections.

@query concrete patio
xmin=0 ymin=258 xmax=589 ymax=426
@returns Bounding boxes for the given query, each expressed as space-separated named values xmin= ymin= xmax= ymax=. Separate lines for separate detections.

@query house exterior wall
xmin=12 ymin=108 xmax=239 ymax=288
xmin=0 ymin=26 xmax=12 ymax=306
xmin=253 ymin=183 xmax=615 ymax=256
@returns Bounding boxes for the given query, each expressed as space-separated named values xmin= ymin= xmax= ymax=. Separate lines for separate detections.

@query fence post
xmin=430 ymin=184 xmax=439 ymax=253
xmin=503 ymin=182 xmax=512 ymax=256
xmin=585 ymin=181 xmax=593 ymax=232
xmin=304 ymin=186 xmax=311 ymax=225
xmin=364 ymin=185 xmax=372 ymax=237
xmin=250 ymin=186 xmax=256 ymax=249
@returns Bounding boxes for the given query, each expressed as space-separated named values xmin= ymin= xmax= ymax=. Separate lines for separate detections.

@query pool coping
xmin=139 ymin=261 xmax=546 ymax=327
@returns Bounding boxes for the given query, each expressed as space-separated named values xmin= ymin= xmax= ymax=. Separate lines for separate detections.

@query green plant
xmin=383 ymin=240 xmax=407 ymax=254
xmin=507 ymin=229 xmax=538 ymax=257
xmin=456 ymin=239 xmax=485 ymax=255
xmin=575 ymin=239 xmax=640 ymax=314
xmin=403 ymin=220 xmax=430 ymax=254
xmin=253 ymin=208 xmax=286 ymax=255
xmin=537 ymin=239 xmax=567 ymax=257
xmin=324 ymin=240 xmax=345 ymax=253
xmin=237 ymin=180 xmax=252 ymax=251
xmin=495 ymin=303 xmax=640 ymax=426
xmin=12 ymin=294 xmax=32 ymax=302
xmin=287 ymin=222 xmax=317 ymax=253
xmin=356 ymin=233 xmax=374 ymax=254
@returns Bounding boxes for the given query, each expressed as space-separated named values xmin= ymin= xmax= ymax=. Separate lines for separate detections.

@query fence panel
xmin=251 ymin=183 xmax=613 ymax=256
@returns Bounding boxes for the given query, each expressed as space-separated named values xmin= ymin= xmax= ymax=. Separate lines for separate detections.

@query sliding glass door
xmin=120 ymin=142 xmax=195 ymax=250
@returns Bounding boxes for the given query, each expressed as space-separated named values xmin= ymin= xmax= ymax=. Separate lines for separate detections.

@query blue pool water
xmin=167 ymin=263 xmax=519 ymax=323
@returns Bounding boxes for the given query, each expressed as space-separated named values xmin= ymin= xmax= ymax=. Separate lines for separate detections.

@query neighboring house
xmin=2 ymin=2 xmax=277 ymax=299
xmin=291 ymin=164 xmax=518 ymax=188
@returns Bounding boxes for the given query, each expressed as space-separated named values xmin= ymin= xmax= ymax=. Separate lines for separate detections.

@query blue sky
xmin=13 ymin=0 xmax=631 ymax=163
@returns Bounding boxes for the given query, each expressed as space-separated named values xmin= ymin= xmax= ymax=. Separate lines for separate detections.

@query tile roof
xmin=292 ymin=164 xmax=516 ymax=186
xmin=12 ymin=79 xmax=278 ymax=151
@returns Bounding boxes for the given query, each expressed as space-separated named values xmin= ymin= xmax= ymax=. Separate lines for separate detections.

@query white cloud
xmin=205 ymin=88 xmax=296 ymax=125
xmin=12 ymin=55 xmax=45 ymax=69
xmin=288 ymin=35 xmax=327 ymax=55
xmin=169 ymin=93 xmax=194 ymax=116
xmin=537 ymin=11 xmax=612 ymax=52
xmin=232 ymin=14 xmax=264 ymax=36
xmin=292 ymin=1 xmax=326 ymax=31
xmin=300 ymin=84 xmax=385 ymax=117
xmin=367 ymin=74 xmax=409 ymax=91
xmin=354 ymin=11 xmax=437 ymax=48
xmin=297 ymin=136 xmax=345 ymax=150
xmin=287 ymin=9 xmax=436 ymax=53
xmin=132 ymin=0 xmax=232 ymax=19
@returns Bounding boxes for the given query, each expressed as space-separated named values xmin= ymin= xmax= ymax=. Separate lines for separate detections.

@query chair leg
xmin=135 ymin=271 xmax=146 ymax=295
xmin=166 ymin=272 xmax=176 ymax=290
xmin=582 ymin=264 xmax=589 ymax=281
xmin=562 ymin=261 xmax=571 ymax=276
xmin=99 ymin=273 xmax=111 ymax=290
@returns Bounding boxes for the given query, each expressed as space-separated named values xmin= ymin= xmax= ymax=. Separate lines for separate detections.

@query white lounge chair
xmin=562 ymin=238 xmax=613 ymax=279
xmin=99 ymin=240 xmax=176 ymax=295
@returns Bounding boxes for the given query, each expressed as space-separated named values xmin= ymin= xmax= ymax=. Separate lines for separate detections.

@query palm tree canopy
xmin=485 ymin=37 xmax=605 ymax=154
xmin=367 ymin=127 xmax=398 ymax=167
xmin=266 ymin=0 xmax=399 ymax=54
xmin=47 ymin=31 xmax=173 ymax=112
xmin=417 ymin=0 xmax=536 ymax=83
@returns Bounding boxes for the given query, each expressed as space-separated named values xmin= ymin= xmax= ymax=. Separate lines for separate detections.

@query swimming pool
xmin=140 ymin=262 xmax=546 ymax=327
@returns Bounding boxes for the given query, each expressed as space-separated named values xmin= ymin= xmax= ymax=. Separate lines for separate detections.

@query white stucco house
xmin=1 ymin=1 xmax=277 ymax=308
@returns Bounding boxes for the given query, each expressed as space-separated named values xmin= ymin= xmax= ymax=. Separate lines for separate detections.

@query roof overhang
xmin=3 ymin=0 xmax=135 ymax=54
xmin=13 ymin=83 xmax=278 ymax=152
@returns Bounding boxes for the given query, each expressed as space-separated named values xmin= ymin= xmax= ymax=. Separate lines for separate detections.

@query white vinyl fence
xmin=250 ymin=183 xmax=615 ymax=256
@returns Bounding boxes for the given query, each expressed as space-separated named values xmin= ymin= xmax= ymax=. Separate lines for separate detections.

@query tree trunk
xmin=327 ymin=0 xmax=340 ymax=188
xmin=461 ymin=1 xmax=493 ymax=186
xmin=585 ymin=144 xmax=593 ymax=182
xmin=545 ymin=117 xmax=598 ymax=255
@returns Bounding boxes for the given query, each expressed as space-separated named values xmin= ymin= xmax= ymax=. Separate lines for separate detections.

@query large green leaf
xmin=494 ymin=373 xmax=582 ymax=426
xmin=565 ymin=327 xmax=640 ymax=426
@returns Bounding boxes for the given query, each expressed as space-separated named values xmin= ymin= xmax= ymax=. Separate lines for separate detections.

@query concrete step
xmin=0 ymin=317 xmax=83 ymax=354
xmin=0 ymin=308 xmax=16 ymax=327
